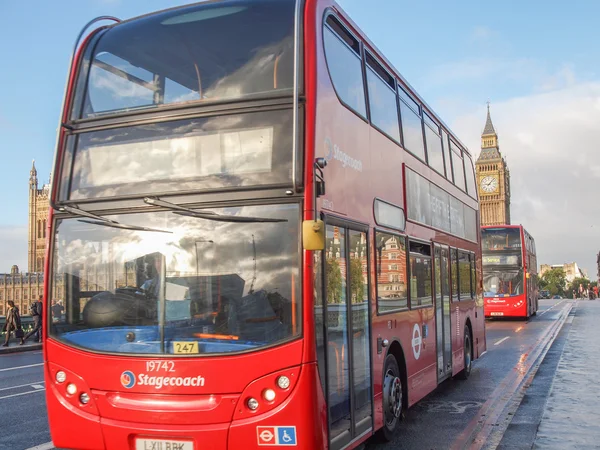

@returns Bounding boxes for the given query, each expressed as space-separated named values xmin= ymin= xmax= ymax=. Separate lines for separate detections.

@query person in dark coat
xmin=3 ymin=301 xmax=22 ymax=347
xmin=22 ymin=295 xmax=43 ymax=344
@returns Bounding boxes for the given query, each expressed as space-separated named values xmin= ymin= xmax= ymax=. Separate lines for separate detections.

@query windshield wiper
xmin=59 ymin=205 xmax=172 ymax=233
xmin=144 ymin=197 xmax=288 ymax=223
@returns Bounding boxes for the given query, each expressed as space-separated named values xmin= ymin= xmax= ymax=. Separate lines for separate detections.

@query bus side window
xmin=323 ymin=16 xmax=367 ymax=118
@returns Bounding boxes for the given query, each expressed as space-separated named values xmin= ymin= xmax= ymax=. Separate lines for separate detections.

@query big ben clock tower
xmin=475 ymin=104 xmax=511 ymax=226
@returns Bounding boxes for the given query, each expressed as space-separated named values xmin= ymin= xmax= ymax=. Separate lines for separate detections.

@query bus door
xmin=434 ymin=244 xmax=452 ymax=382
xmin=323 ymin=222 xmax=372 ymax=450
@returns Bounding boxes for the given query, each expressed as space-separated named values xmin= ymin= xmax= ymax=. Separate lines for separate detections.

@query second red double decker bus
xmin=482 ymin=225 xmax=538 ymax=319
xmin=44 ymin=1 xmax=486 ymax=449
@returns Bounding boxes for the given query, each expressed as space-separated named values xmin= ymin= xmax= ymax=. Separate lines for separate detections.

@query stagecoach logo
xmin=119 ymin=370 xmax=206 ymax=390
xmin=412 ymin=324 xmax=422 ymax=360
xmin=324 ymin=137 xmax=363 ymax=172
xmin=121 ymin=370 xmax=136 ymax=389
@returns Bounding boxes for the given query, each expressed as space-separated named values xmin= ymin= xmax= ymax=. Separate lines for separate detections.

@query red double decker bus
xmin=44 ymin=1 xmax=485 ymax=449
xmin=482 ymin=225 xmax=538 ymax=319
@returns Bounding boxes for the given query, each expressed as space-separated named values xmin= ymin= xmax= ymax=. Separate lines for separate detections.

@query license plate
xmin=490 ymin=312 xmax=504 ymax=316
xmin=135 ymin=438 xmax=193 ymax=450
xmin=173 ymin=341 xmax=199 ymax=354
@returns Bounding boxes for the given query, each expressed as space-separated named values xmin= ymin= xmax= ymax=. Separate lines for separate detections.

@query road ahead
xmin=0 ymin=298 xmax=570 ymax=450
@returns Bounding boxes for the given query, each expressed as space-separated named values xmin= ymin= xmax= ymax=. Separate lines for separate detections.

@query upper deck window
xmin=398 ymin=87 xmax=425 ymax=162
xmin=424 ymin=113 xmax=444 ymax=176
xmin=66 ymin=109 xmax=293 ymax=200
xmin=450 ymin=140 xmax=466 ymax=191
xmin=72 ymin=0 xmax=295 ymax=119
xmin=481 ymin=227 xmax=522 ymax=252
xmin=441 ymin=130 xmax=452 ymax=181
xmin=323 ymin=15 xmax=367 ymax=118
xmin=464 ymin=154 xmax=477 ymax=199
xmin=365 ymin=53 xmax=400 ymax=142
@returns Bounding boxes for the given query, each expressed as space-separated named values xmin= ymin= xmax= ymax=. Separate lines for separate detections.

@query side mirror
xmin=303 ymin=219 xmax=325 ymax=250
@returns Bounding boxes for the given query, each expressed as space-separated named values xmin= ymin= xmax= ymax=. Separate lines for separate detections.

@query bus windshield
xmin=71 ymin=0 xmax=295 ymax=119
xmin=49 ymin=203 xmax=301 ymax=355
xmin=481 ymin=228 xmax=522 ymax=252
xmin=483 ymin=269 xmax=524 ymax=297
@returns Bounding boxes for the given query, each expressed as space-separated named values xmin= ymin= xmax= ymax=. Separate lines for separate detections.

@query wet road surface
xmin=367 ymin=297 xmax=571 ymax=450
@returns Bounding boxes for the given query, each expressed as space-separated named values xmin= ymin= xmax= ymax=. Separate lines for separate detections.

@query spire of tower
xmin=29 ymin=159 xmax=38 ymax=188
xmin=483 ymin=102 xmax=496 ymax=135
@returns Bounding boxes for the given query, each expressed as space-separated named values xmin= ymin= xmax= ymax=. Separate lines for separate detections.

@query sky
xmin=0 ymin=0 xmax=599 ymax=277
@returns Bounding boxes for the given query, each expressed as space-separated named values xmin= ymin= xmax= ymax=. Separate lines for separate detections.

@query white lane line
xmin=0 ymin=381 xmax=44 ymax=392
xmin=31 ymin=384 xmax=45 ymax=390
xmin=0 ymin=388 xmax=45 ymax=400
xmin=25 ymin=442 xmax=55 ymax=450
xmin=539 ymin=299 xmax=567 ymax=316
xmin=494 ymin=336 xmax=510 ymax=346
xmin=0 ymin=363 xmax=43 ymax=372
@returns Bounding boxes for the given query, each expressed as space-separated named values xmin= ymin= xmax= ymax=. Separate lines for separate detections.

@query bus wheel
xmin=456 ymin=327 xmax=472 ymax=380
xmin=377 ymin=354 xmax=403 ymax=441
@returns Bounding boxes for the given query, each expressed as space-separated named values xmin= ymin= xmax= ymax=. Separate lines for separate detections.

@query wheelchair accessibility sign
xmin=257 ymin=426 xmax=297 ymax=446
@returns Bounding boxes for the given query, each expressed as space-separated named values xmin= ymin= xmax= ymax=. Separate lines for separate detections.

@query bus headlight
xmin=277 ymin=375 xmax=290 ymax=389
xmin=66 ymin=383 xmax=77 ymax=395
xmin=247 ymin=397 xmax=259 ymax=410
xmin=56 ymin=371 xmax=67 ymax=383
xmin=79 ymin=393 xmax=90 ymax=404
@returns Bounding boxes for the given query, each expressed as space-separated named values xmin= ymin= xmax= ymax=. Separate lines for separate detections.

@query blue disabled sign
xmin=277 ymin=427 xmax=297 ymax=446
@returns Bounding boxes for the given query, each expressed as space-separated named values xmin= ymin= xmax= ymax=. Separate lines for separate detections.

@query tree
xmin=540 ymin=268 xmax=567 ymax=296
xmin=349 ymin=258 xmax=365 ymax=303
xmin=326 ymin=257 xmax=343 ymax=304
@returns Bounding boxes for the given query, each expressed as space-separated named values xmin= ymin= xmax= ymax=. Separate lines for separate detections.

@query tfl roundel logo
xmin=120 ymin=370 xmax=136 ymax=389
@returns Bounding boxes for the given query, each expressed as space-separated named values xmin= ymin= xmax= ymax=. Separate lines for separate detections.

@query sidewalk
xmin=532 ymin=300 xmax=600 ymax=449
xmin=0 ymin=341 xmax=42 ymax=354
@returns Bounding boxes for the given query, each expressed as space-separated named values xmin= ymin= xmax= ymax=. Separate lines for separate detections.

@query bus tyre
xmin=456 ymin=327 xmax=472 ymax=380
xmin=377 ymin=354 xmax=403 ymax=442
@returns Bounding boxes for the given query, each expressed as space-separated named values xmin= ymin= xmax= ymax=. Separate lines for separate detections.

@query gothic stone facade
xmin=29 ymin=161 xmax=49 ymax=273
xmin=0 ymin=163 xmax=63 ymax=316
xmin=475 ymin=106 xmax=511 ymax=226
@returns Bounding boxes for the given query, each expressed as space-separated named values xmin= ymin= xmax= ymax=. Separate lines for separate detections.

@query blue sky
xmin=1 ymin=0 xmax=599 ymax=276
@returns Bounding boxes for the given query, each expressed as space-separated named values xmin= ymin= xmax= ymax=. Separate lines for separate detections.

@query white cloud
xmin=0 ymin=225 xmax=27 ymax=273
xmin=451 ymin=81 xmax=600 ymax=278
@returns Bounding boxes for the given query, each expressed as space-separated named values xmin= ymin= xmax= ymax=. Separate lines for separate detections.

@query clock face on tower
xmin=481 ymin=175 xmax=499 ymax=193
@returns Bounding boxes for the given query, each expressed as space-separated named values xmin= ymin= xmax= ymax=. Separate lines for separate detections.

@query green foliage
xmin=326 ymin=257 xmax=343 ymax=304
xmin=540 ymin=268 xmax=567 ymax=296
xmin=349 ymin=258 xmax=365 ymax=303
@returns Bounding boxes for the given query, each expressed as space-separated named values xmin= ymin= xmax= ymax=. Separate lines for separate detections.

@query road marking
xmin=0 ymin=363 xmax=43 ymax=372
xmin=539 ymin=299 xmax=567 ymax=316
xmin=31 ymin=384 xmax=45 ymax=390
xmin=0 ymin=389 xmax=45 ymax=400
xmin=494 ymin=336 xmax=510 ymax=346
xmin=24 ymin=442 xmax=55 ymax=450
xmin=0 ymin=381 xmax=44 ymax=391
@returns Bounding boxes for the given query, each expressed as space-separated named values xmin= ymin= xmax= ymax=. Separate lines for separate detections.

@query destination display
xmin=406 ymin=168 xmax=478 ymax=242
xmin=482 ymin=254 xmax=521 ymax=266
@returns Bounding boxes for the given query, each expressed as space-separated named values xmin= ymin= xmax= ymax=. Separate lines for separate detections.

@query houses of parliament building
xmin=0 ymin=162 xmax=63 ymax=316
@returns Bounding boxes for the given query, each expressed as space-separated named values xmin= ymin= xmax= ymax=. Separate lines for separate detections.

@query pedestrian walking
xmin=21 ymin=295 xmax=43 ymax=344
xmin=51 ymin=299 xmax=64 ymax=323
xmin=2 ymin=301 xmax=23 ymax=347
